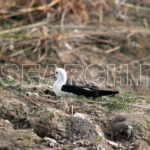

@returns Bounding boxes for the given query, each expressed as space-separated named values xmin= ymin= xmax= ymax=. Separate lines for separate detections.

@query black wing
xmin=61 ymin=84 xmax=119 ymax=98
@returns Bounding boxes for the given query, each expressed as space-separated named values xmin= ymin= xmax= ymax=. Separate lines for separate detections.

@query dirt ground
xmin=0 ymin=89 xmax=150 ymax=149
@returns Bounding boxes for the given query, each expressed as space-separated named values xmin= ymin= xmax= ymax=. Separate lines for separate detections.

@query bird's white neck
xmin=53 ymin=74 xmax=67 ymax=97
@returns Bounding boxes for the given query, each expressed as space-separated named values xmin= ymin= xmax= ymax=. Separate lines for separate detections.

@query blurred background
xmin=0 ymin=0 xmax=150 ymax=95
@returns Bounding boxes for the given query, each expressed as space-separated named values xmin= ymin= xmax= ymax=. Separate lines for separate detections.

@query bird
xmin=50 ymin=68 xmax=119 ymax=98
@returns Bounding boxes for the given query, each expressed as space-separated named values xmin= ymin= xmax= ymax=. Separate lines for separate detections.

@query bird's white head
xmin=55 ymin=68 xmax=67 ymax=85
xmin=53 ymin=68 xmax=67 ymax=96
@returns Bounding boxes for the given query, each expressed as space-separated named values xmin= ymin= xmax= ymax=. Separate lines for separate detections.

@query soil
xmin=0 ymin=89 xmax=149 ymax=149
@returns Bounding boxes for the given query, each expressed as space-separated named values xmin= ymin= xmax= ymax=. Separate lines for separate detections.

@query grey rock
xmin=66 ymin=117 xmax=98 ymax=142
xmin=43 ymin=137 xmax=57 ymax=147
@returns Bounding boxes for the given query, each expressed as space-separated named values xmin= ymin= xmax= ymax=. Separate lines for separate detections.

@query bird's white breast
xmin=61 ymin=91 xmax=77 ymax=97
xmin=53 ymin=81 xmax=62 ymax=97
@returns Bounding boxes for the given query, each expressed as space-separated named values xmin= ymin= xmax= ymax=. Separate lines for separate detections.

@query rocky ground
xmin=0 ymin=86 xmax=150 ymax=150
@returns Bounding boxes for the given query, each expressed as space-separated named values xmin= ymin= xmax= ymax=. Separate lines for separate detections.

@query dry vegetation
xmin=0 ymin=0 xmax=150 ymax=149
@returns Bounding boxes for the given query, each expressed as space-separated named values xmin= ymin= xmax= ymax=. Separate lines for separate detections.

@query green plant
xmin=97 ymin=93 xmax=138 ymax=111
xmin=29 ymin=109 xmax=39 ymax=117
xmin=146 ymin=95 xmax=150 ymax=104
xmin=26 ymin=120 xmax=31 ymax=128
xmin=45 ymin=108 xmax=49 ymax=113
xmin=82 ymin=106 xmax=88 ymax=113
xmin=39 ymin=116 xmax=44 ymax=123
xmin=95 ymin=97 xmax=107 ymax=102
xmin=4 ymin=78 xmax=15 ymax=89
xmin=58 ymin=116 xmax=65 ymax=121
xmin=23 ymin=147 xmax=27 ymax=150
xmin=97 ymin=137 xmax=102 ymax=142
xmin=74 ymin=92 xmax=137 ymax=112
xmin=146 ymin=120 xmax=150 ymax=130
xmin=132 ymin=121 xmax=143 ymax=133
xmin=106 ymin=93 xmax=138 ymax=111
xmin=48 ymin=111 xmax=54 ymax=120
xmin=19 ymin=104 xmax=24 ymax=112
xmin=27 ymin=78 xmax=36 ymax=84
xmin=6 ymin=79 xmax=15 ymax=84
xmin=75 ymin=95 xmax=88 ymax=102
xmin=0 ymin=80 xmax=3 ymax=87
xmin=21 ymin=88 xmax=30 ymax=94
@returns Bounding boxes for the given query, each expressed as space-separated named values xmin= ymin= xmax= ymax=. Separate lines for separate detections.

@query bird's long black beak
xmin=44 ymin=73 xmax=55 ymax=78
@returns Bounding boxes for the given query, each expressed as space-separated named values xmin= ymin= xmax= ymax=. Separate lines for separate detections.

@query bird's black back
xmin=61 ymin=84 xmax=119 ymax=98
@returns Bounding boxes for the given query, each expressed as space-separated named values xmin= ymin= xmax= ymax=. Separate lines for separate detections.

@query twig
xmin=105 ymin=46 xmax=120 ymax=54
xmin=9 ymin=46 xmax=34 ymax=57
xmin=130 ymin=56 xmax=150 ymax=64
xmin=37 ymin=41 xmax=49 ymax=63
xmin=21 ymin=94 xmax=44 ymax=108
xmin=1 ymin=0 xmax=60 ymax=19
xmin=72 ymin=52 xmax=87 ymax=67
xmin=124 ymin=3 xmax=150 ymax=12
xmin=35 ymin=97 xmax=58 ymax=104
xmin=0 ymin=21 xmax=47 ymax=36
xmin=71 ymin=105 xmax=74 ymax=116
xmin=61 ymin=8 xmax=68 ymax=32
